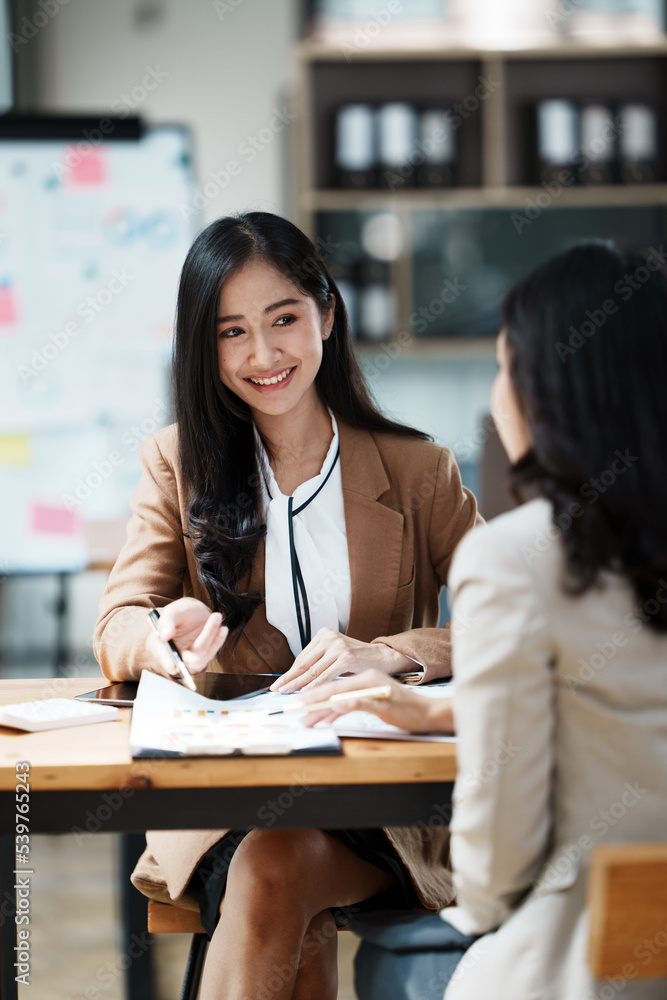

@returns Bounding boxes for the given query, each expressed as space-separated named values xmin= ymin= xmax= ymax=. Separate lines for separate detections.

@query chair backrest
xmin=478 ymin=413 xmax=514 ymax=521
xmin=587 ymin=843 xmax=667 ymax=981
xmin=84 ymin=517 xmax=130 ymax=572
xmin=148 ymin=901 xmax=206 ymax=935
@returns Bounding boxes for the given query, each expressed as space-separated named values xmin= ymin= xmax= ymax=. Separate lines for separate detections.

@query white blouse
xmin=254 ymin=410 xmax=352 ymax=657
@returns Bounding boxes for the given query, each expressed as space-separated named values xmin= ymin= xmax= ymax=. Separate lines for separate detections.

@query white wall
xmin=21 ymin=0 xmax=298 ymax=221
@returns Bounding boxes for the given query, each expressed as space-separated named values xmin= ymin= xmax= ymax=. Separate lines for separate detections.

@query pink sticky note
xmin=31 ymin=503 xmax=80 ymax=536
xmin=63 ymin=145 xmax=108 ymax=187
xmin=0 ymin=284 xmax=18 ymax=325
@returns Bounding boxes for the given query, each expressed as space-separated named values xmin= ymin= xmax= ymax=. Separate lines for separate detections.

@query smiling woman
xmin=93 ymin=211 xmax=482 ymax=1000
xmin=215 ymin=261 xmax=333 ymax=451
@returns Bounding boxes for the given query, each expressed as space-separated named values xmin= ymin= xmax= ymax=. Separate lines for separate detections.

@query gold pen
xmin=147 ymin=608 xmax=197 ymax=692
xmin=267 ymin=684 xmax=392 ymax=716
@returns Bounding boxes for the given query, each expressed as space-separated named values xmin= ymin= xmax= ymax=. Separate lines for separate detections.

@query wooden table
xmin=0 ymin=677 xmax=457 ymax=1000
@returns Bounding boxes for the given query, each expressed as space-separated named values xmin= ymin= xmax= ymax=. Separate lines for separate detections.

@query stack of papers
xmin=129 ymin=671 xmax=342 ymax=757
xmin=129 ymin=673 xmax=456 ymax=757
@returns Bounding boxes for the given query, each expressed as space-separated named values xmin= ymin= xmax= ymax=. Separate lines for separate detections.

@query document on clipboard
xmin=129 ymin=671 xmax=342 ymax=757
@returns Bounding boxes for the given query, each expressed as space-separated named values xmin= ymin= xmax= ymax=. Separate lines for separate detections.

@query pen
xmin=266 ymin=684 xmax=393 ymax=716
xmin=147 ymin=609 xmax=197 ymax=692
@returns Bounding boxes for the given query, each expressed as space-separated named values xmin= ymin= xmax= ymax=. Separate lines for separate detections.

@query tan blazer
xmin=443 ymin=499 xmax=667 ymax=1000
xmin=93 ymin=416 xmax=481 ymax=911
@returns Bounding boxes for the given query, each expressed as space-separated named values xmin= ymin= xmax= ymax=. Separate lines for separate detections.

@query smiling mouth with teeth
xmin=246 ymin=367 xmax=295 ymax=386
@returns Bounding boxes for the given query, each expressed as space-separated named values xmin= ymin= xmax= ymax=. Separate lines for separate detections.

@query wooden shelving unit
xmin=354 ymin=337 xmax=499 ymax=363
xmin=301 ymin=183 xmax=667 ymax=212
xmin=289 ymin=41 xmax=667 ymax=355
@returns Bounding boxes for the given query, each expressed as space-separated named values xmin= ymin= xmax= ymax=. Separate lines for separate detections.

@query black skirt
xmin=186 ymin=828 xmax=419 ymax=940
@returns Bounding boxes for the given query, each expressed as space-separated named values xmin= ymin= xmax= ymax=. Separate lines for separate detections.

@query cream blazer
xmin=443 ymin=498 xmax=667 ymax=1000
xmin=93 ymin=416 xmax=481 ymax=912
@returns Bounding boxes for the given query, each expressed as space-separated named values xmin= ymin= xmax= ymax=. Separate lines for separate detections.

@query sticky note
xmin=63 ymin=146 xmax=108 ymax=187
xmin=0 ymin=284 xmax=17 ymax=325
xmin=0 ymin=435 xmax=30 ymax=465
xmin=31 ymin=503 xmax=80 ymax=536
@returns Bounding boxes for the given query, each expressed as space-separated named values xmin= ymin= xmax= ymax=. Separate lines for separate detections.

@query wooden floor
xmin=20 ymin=833 xmax=358 ymax=999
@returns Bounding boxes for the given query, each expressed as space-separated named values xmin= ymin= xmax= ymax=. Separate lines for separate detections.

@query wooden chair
xmin=148 ymin=902 xmax=208 ymax=1000
xmin=587 ymin=843 xmax=667 ymax=982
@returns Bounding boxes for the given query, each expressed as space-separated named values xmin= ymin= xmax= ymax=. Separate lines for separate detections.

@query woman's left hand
xmin=269 ymin=628 xmax=415 ymax=693
xmin=292 ymin=668 xmax=455 ymax=734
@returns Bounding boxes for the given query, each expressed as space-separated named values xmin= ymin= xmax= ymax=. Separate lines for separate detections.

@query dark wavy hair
xmin=173 ymin=211 xmax=428 ymax=637
xmin=502 ymin=241 xmax=667 ymax=630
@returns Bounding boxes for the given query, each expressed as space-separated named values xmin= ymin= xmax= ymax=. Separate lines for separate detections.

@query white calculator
xmin=0 ymin=698 xmax=119 ymax=732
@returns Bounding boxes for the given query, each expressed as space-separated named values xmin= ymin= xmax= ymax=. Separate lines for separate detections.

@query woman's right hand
xmin=144 ymin=597 xmax=228 ymax=679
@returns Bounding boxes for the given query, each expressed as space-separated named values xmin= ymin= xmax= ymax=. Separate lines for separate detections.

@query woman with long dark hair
xmin=301 ymin=242 xmax=667 ymax=1000
xmin=94 ymin=211 xmax=479 ymax=998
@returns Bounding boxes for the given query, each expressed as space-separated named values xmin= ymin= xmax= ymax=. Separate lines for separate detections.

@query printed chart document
xmin=329 ymin=681 xmax=457 ymax=743
xmin=129 ymin=671 xmax=341 ymax=757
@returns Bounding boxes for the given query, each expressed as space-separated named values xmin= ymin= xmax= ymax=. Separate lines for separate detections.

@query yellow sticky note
xmin=0 ymin=435 xmax=30 ymax=465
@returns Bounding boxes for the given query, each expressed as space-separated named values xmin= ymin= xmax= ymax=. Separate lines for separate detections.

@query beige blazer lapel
xmin=338 ymin=420 xmax=405 ymax=643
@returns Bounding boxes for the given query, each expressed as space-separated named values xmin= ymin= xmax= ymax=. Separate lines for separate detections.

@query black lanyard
xmin=263 ymin=444 xmax=341 ymax=651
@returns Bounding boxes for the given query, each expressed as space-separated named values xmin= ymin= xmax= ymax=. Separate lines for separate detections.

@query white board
xmin=0 ymin=125 xmax=196 ymax=572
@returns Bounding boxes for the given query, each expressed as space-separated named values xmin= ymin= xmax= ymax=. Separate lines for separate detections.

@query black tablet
xmin=75 ymin=673 xmax=282 ymax=707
